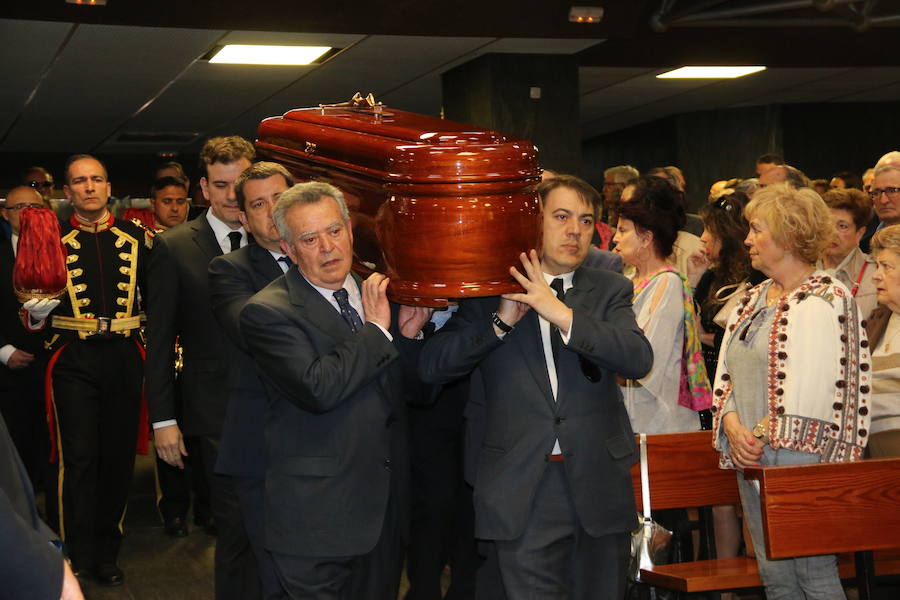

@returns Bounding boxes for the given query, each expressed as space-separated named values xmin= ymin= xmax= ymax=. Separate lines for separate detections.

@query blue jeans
xmin=737 ymin=447 xmax=845 ymax=600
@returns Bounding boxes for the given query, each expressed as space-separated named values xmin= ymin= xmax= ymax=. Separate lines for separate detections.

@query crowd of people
xmin=0 ymin=141 xmax=897 ymax=600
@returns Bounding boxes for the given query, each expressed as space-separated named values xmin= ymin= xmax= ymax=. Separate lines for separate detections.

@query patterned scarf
xmin=633 ymin=267 xmax=712 ymax=411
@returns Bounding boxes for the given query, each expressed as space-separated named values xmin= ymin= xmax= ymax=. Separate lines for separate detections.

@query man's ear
xmin=200 ymin=177 xmax=210 ymax=202
xmin=238 ymin=211 xmax=249 ymax=230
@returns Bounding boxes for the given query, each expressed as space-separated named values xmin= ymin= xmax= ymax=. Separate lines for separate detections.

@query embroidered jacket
xmin=712 ymin=271 xmax=871 ymax=467
xmin=49 ymin=213 xmax=149 ymax=346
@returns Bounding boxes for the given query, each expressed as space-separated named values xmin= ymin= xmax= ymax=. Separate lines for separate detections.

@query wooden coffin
xmin=255 ymin=98 xmax=541 ymax=306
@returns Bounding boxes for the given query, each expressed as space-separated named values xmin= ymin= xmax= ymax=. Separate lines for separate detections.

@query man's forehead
xmin=68 ymin=158 xmax=106 ymax=179
xmin=6 ymin=186 xmax=43 ymax=205
xmin=246 ymin=174 xmax=290 ymax=194
xmin=545 ymin=186 xmax=592 ymax=212
xmin=875 ymin=171 xmax=900 ymax=185
xmin=154 ymin=185 xmax=187 ymax=199
xmin=208 ymin=158 xmax=252 ymax=177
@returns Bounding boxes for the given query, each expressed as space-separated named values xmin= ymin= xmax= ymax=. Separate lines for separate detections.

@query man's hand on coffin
xmin=362 ymin=272 xmax=391 ymax=331
xmin=503 ymin=250 xmax=573 ymax=336
xmin=398 ymin=305 xmax=434 ymax=339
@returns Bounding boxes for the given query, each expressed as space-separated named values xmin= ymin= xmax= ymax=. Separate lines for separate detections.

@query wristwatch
xmin=491 ymin=312 xmax=513 ymax=333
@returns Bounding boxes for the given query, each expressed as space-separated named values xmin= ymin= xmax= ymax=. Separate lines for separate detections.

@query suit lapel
xmin=192 ymin=211 xmax=223 ymax=261
xmin=248 ymin=243 xmax=283 ymax=285
xmin=286 ymin=269 xmax=353 ymax=341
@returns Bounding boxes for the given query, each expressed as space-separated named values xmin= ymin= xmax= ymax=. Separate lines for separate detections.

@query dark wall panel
xmin=444 ymin=53 xmax=581 ymax=175
xmin=782 ymin=102 xmax=900 ymax=180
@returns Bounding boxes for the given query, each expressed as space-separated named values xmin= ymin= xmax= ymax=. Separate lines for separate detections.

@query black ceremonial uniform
xmin=45 ymin=212 xmax=148 ymax=573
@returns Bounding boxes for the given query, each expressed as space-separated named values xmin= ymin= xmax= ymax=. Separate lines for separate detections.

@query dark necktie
xmin=277 ymin=256 xmax=293 ymax=272
xmin=227 ymin=231 xmax=242 ymax=252
xmin=333 ymin=288 xmax=364 ymax=332
xmin=550 ymin=278 xmax=566 ymax=373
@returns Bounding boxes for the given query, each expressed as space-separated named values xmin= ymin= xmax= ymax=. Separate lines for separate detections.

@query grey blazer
xmin=239 ymin=268 xmax=421 ymax=557
xmin=419 ymin=265 xmax=652 ymax=540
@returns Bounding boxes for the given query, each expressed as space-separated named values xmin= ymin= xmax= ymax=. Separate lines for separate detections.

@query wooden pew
xmin=744 ymin=458 xmax=900 ymax=600
xmin=631 ymin=432 xmax=900 ymax=594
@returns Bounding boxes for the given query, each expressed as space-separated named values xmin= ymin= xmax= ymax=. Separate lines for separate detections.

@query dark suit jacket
xmin=0 ymin=415 xmax=63 ymax=599
xmin=239 ymin=269 xmax=419 ymax=558
xmin=419 ymin=266 xmax=652 ymax=541
xmin=0 ymin=239 xmax=45 ymax=387
xmin=208 ymin=243 xmax=283 ymax=477
xmin=583 ymin=247 xmax=623 ymax=273
xmin=146 ymin=211 xmax=230 ymax=436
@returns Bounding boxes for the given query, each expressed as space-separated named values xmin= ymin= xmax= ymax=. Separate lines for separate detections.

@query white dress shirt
xmin=303 ymin=273 xmax=392 ymax=341
xmin=206 ymin=210 xmax=246 ymax=254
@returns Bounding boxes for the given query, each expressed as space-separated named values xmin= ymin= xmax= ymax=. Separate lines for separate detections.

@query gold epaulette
xmin=130 ymin=218 xmax=158 ymax=249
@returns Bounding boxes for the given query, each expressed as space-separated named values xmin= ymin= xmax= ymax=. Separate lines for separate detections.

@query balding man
xmin=872 ymin=165 xmax=900 ymax=228
xmin=0 ymin=187 xmax=51 ymax=489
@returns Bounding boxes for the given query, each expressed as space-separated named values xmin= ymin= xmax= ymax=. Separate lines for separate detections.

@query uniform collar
xmin=70 ymin=211 xmax=114 ymax=233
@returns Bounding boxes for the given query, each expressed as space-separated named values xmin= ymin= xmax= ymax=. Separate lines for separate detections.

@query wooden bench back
xmin=630 ymin=431 xmax=740 ymax=510
xmin=744 ymin=458 xmax=900 ymax=559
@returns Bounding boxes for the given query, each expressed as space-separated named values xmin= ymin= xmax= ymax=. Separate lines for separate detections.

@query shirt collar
xmin=542 ymin=270 xmax=575 ymax=291
xmin=302 ymin=272 xmax=359 ymax=306
xmin=205 ymin=209 xmax=245 ymax=246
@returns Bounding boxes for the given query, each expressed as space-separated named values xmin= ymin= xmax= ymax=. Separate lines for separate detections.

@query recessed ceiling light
xmin=657 ymin=66 xmax=766 ymax=79
xmin=65 ymin=0 xmax=107 ymax=4
xmin=208 ymin=45 xmax=332 ymax=66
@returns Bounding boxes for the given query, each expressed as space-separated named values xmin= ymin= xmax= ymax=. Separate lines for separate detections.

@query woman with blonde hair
xmin=712 ymin=183 xmax=870 ymax=600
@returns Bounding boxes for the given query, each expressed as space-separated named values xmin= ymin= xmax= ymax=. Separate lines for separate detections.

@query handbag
xmin=712 ymin=281 xmax=749 ymax=329
xmin=628 ymin=433 xmax=674 ymax=582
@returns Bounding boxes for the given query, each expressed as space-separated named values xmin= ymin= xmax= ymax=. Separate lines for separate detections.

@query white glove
xmin=23 ymin=298 xmax=61 ymax=321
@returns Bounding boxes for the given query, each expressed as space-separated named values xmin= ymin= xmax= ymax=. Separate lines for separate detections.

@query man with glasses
xmin=871 ymin=166 xmax=900 ymax=228
xmin=22 ymin=166 xmax=70 ymax=221
xmin=601 ymin=165 xmax=638 ymax=228
xmin=0 ymin=186 xmax=51 ymax=491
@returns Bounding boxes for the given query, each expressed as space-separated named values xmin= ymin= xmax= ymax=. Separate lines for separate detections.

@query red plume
xmin=14 ymin=207 xmax=68 ymax=302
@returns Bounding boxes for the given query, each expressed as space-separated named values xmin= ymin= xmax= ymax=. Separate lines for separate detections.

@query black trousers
xmin=234 ymin=475 xmax=284 ymax=600
xmin=51 ymin=337 xmax=142 ymax=569
xmin=406 ymin=382 xmax=479 ymax=600
xmin=0 ymin=361 xmax=48 ymax=489
xmin=155 ymin=435 xmax=211 ymax=524
xmin=271 ymin=488 xmax=404 ymax=600
xmin=494 ymin=462 xmax=630 ymax=600
xmin=191 ymin=434 xmax=261 ymax=600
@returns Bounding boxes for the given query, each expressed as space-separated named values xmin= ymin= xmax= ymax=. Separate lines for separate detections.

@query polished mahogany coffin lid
xmin=257 ymin=104 xmax=539 ymax=182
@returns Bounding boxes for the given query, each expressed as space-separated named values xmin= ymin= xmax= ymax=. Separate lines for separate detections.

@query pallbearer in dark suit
xmin=420 ymin=175 xmax=653 ymax=599
xmin=239 ymin=182 xmax=432 ymax=600
xmin=146 ymin=136 xmax=260 ymax=599
xmin=209 ymin=162 xmax=295 ymax=599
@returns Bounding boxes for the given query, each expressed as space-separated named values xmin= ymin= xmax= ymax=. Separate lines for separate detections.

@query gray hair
xmin=734 ymin=178 xmax=760 ymax=196
xmin=272 ymin=181 xmax=350 ymax=242
xmin=604 ymin=165 xmax=639 ymax=184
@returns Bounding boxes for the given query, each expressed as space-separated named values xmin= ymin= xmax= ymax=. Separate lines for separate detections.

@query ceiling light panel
xmin=657 ymin=66 xmax=766 ymax=79
xmin=208 ymin=44 xmax=331 ymax=65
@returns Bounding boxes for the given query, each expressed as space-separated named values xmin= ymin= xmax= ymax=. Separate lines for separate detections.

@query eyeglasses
xmin=4 ymin=203 xmax=46 ymax=211
xmin=26 ymin=181 xmax=53 ymax=190
xmin=869 ymin=187 xmax=900 ymax=201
